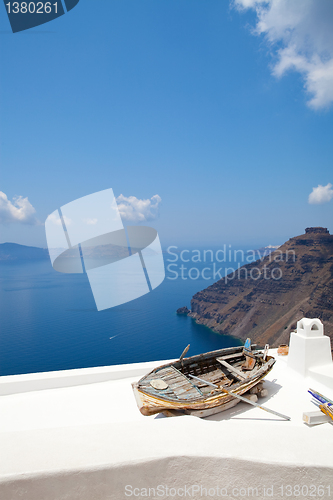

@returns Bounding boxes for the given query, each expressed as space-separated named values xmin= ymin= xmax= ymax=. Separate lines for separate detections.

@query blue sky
xmin=0 ymin=0 xmax=332 ymax=248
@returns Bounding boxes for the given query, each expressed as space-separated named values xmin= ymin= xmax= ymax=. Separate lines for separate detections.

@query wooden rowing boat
xmin=132 ymin=342 xmax=275 ymax=417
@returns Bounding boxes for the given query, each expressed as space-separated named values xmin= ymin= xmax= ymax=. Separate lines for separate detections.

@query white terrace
xmin=0 ymin=318 xmax=332 ymax=500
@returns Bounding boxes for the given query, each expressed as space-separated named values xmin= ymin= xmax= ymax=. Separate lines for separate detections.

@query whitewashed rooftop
xmin=1 ymin=320 xmax=333 ymax=500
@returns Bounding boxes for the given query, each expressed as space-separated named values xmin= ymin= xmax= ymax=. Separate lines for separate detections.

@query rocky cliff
xmin=186 ymin=228 xmax=333 ymax=347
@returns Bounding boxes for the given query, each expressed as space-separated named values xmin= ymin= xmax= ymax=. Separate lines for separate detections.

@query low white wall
xmin=0 ymin=456 xmax=330 ymax=500
xmin=0 ymin=360 xmax=175 ymax=396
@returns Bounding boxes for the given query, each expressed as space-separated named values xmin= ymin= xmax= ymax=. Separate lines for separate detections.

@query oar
xmin=179 ymin=344 xmax=190 ymax=364
xmin=188 ymin=374 xmax=290 ymax=421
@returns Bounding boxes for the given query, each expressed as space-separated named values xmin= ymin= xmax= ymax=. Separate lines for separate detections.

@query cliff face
xmin=188 ymin=228 xmax=333 ymax=347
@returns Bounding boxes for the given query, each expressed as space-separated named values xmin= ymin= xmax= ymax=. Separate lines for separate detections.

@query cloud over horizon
xmin=0 ymin=191 xmax=38 ymax=225
xmin=116 ymin=194 xmax=162 ymax=223
xmin=308 ymin=183 xmax=333 ymax=204
xmin=234 ymin=0 xmax=333 ymax=109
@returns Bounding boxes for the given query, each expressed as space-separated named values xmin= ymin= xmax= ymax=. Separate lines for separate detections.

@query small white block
xmin=303 ymin=411 xmax=331 ymax=426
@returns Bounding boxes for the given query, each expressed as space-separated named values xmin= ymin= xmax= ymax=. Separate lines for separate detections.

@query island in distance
xmin=0 ymin=242 xmax=49 ymax=262
xmin=177 ymin=228 xmax=333 ymax=348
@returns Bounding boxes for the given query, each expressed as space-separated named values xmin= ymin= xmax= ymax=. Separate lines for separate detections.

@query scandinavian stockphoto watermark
xmin=166 ymin=246 xmax=296 ymax=282
xmin=124 ymin=483 xmax=331 ymax=497
xmin=45 ymin=188 xmax=165 ymax=311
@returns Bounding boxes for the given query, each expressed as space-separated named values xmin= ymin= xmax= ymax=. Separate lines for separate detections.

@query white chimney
xmin=287 ymin=318 xmax=332 ymax=378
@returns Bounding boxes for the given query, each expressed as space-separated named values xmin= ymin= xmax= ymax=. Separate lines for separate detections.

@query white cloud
xmin=47 ymin=212 xmax=72 ymax=227
xmin=116 ymin=194 xmax=162 ymax=223
xmin=0 ymin=191 xmax=38 ymax=225
xmin=84 ymin=218 xmax=98 ymax=225
xmin=47 ymin=212 xmax=62 ymax=226
xmin=308 ymin=183 xmax=333 ymax=204
xmin=234 ymin=0 xmax=333 ymax=109
xmin=87 ymin=218 xmax=98 ymax=225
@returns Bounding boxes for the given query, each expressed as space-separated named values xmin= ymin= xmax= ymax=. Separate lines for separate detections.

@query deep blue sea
xmin=0 ymin=248 xmax=253 ymax=376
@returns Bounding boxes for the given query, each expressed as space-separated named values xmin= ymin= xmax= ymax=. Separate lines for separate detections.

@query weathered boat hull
xmin=132 ymin=345 xmax=275 ymax=417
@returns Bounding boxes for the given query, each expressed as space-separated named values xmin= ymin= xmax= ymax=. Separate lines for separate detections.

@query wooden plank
xmin=156 ymin=368 xmax=176 ymax=377
xmin=170 ymin=380 xmax=195 ymax=391
xmin=146 ymin=366 xmax=204 ymax=398
xmin=171 ymin=365 xmax=204 ymax=396
xmin=174 ymin=386 xmax=201 ymax=397
xmin=173 ymin=345 xmax=245 ymax=368
xmin=216 ymin=352 xmax=244 ymax=361
xmin=195 ymin=370 xmax=226 ymax=384
xmin=216 ymin=358 xmax=246 ymax=380
xmin=183 ymin=373 xmax=230 ymax=389
xmin=161 ymin=374 xmax=184 ymax=383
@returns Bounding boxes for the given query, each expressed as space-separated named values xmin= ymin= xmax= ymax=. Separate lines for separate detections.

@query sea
xmin=0 ymin=247 xmax=257 ymax=376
